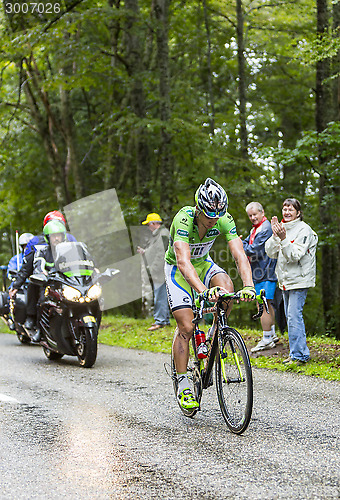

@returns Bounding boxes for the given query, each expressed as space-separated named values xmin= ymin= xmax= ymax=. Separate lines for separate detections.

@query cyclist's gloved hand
xmin=240 ymin=285 xmax=256 ymax=301
xmin=199 ymin=286 xmax=221 ymax=302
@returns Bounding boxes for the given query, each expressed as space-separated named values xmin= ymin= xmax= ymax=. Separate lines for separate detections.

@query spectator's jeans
xmin=153 ymin=282 xmax=170 ymax=326
xmin=282 ymin=288 xmax=310 ymax=362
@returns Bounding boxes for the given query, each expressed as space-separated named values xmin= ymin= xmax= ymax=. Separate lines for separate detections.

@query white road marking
xmin=0 ymin=393 xmax=20 ymax=403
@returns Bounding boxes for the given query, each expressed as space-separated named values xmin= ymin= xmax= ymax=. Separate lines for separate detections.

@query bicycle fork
xmin=219 ymin=329 xmax=245 ymax=384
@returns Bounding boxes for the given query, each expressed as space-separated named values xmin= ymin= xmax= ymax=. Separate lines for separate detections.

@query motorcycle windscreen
xmin=52 ymin=241 xmax=95 ymax=278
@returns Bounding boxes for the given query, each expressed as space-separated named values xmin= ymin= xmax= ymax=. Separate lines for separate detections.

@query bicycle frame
xmin=192 ymin=289 xmax=267 ymax=393
xmin=193 ymin=296 xmax=244 ymax=390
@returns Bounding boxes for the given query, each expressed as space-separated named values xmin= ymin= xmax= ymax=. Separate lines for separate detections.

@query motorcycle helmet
xmin=43 ymin=220 xmax=66 ymax=244
xmin=195 ymin=178 xmax=228 ymax=218
xmin=43 ymin=210 xmax=66 ymax=228
xmin=18 ymin=232 xmax=34 ymax=247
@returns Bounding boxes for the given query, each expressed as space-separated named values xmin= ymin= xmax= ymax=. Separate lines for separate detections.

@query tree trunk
xmin=235 ymin=0 xmax=248 ymax=159
xmin=22 ymin=58 xmax=70 ymax=206
xmin=332 ymin=0 xmax=340 ymax=121
xmin=124 ymin=0 xmax=152 ymax=213
xmin=202 ymin=0 xmax=218 ymax=175
xmin=331 ymin=0 xmax=340 ymax=338
xmin=60 ymin=78 xmax=83 ymax=200
xmin=316 ymin=0 xmax=340 ymax=338
xmin=153 ymin=0 xmax=176 ymax=222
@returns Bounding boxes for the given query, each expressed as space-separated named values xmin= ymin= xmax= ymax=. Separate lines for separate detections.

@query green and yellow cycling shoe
xmin=177 ymin=389 xmax=199 ymax=410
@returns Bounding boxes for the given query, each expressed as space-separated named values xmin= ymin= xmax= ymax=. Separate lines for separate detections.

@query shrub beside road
xmin=99 ymin=314 xmax=340 ymax=382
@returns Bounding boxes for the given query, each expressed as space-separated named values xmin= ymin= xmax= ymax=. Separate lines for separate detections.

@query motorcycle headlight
xmin=86 ymin=284 xmax=102 ymax=301
xmin=63 ymin=286 xmax=82 ymax=302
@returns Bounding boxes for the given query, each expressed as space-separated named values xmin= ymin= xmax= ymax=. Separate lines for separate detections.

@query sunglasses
xmin=202 ymin=207 xmax=226 ymax=218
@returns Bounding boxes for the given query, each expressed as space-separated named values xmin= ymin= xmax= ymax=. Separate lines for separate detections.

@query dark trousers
xmin=272 ymin=287 xmax=287 ymax=334
xmin=26 ymin=283 xmax=40 ymax=317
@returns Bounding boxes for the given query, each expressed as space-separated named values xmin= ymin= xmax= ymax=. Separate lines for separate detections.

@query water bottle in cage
xmin=195 ymin=328 xmax=208 ymax=359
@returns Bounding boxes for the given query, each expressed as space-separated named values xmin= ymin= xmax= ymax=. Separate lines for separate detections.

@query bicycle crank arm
xmin=224 ymin=377 xmax=245 ymax=383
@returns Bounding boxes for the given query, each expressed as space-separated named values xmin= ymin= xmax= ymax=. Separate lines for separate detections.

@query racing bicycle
xmin=170 ymin=290 xmax=268 ymax=435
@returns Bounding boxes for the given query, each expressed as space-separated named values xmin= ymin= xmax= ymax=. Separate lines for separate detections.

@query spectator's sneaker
xmin=272 ymin=335 xmax=279 ymax=343
xmin=177 ymin=389 xmax=199 ymax=410
xmin=147 ymin=324 xmax=166 ymax=331
xmin=283 ymin=357 xmax=308 ymax=366
xmin=251 ymin=338 xmax=276 ymax=352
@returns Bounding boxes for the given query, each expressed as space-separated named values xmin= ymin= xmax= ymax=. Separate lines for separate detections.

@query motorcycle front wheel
xmin=76 ymin=325 xmax=98 ymax=368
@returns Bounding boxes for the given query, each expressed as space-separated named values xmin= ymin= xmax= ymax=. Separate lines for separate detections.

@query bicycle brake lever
xmin=192 ymin=295 xmax=205 ymax=324
xmin=252 ymin=289 xmax=269 ymax=320
xmin=259 ymin=289 xmax=269 ymax=314
xmin=262 ymin=296 xmax=269 ymax=314
xmin=252 ymin=303 xmax=263 ymax=320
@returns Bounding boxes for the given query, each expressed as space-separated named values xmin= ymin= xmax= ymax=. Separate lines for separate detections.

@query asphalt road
xmin=0 ymin=332 xmax=339 ymax=499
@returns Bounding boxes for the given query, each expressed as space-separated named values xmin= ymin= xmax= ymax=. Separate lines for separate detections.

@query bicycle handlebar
xmin=192 ymin=288 xmax=269 ymax=324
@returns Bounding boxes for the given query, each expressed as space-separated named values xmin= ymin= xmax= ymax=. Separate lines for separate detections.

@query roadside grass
xmin=99 ymin=314 xmax=340 ymax=382
xmin=4 ymin=314 xmax=338 ymax=381
xmin=1 ymin=319 xmax=12 ymax=334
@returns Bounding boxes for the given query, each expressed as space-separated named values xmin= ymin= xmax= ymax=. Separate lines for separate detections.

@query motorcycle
xmin=30 ymin=241 xmax=119 ymax=368
xmin=0 ymin=271 xmax=34 ymax=345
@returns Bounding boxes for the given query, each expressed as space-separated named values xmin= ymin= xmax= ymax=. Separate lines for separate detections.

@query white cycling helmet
xmin=195 ymin=178 xmax=228 ymax=218
xmin=18 ymin=233 xmax=34 ymax=246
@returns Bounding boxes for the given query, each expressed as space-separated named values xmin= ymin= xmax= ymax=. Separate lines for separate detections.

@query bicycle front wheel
xmin=215 ymin=327 xmax=253 ymax=434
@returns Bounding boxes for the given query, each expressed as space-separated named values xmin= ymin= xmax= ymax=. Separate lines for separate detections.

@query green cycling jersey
xmin=165 ymin=206 xmax=239 ymax=266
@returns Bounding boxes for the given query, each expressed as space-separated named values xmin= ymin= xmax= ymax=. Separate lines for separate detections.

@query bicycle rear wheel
xmin=215 ymin=327 xmax=253 ymax=434
xmin=171 ymin=338 xmax=202 ymax=418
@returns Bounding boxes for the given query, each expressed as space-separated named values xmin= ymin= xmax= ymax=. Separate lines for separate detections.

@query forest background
xmin=0 ymin=0 xmax=339 ymax=338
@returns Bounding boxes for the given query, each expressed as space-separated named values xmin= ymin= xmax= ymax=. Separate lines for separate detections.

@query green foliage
xmin=258 ymin=122 xmax=340 ymax=246
xmin=0 ymin=0 xmax=338 ymax=334
xmin=99 ymin=314 xmax=340 ymax=381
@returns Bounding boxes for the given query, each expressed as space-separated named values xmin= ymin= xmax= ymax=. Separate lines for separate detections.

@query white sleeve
xmin=265 ymin=235 xmax=280 ymax=259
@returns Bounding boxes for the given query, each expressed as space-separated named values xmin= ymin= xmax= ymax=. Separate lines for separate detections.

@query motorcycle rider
xmin=23 ymin=211 xmax=73 ymax=257
xmin=28 ymin=220 xmax=67 ymax=342
xmin=9 ymin=211 xmax=76 ymax=340
xmin=7 ymin=233 xmax=34 ymax=277
xmin=33 ymin=220 xmax=66 ymax=275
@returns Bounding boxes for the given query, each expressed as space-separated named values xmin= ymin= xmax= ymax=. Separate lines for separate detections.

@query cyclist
xmin=165 ymin=178 xmax=256 ymax=410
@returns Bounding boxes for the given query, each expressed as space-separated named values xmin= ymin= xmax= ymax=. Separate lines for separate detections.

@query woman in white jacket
xmin=265 ymin=198 xmax=318 ymax=364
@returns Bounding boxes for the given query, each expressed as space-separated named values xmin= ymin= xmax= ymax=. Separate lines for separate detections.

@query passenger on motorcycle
xmin=7 ymin=233 xmax=34 ymax=277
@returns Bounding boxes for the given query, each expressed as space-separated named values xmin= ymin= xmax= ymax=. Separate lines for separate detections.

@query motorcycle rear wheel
xmin=43 ymin=347 xmax=64 ymax=360
xmin=76 ymin=326 xmax=98 ymax=368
